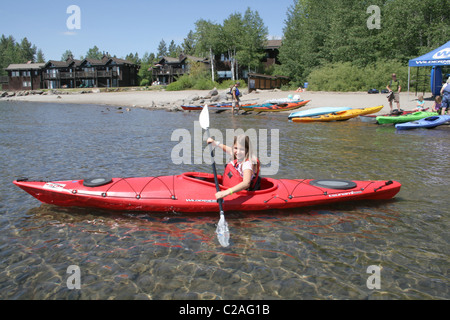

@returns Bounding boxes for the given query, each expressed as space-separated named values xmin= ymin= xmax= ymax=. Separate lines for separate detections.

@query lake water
xmin=0 ymin=101 xmax=448 ymax=301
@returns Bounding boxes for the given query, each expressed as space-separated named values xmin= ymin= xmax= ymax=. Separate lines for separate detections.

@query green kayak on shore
xmin=376 ymin=112 xmax=438 ymax=124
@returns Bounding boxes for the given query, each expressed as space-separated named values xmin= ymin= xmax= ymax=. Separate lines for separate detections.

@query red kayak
xmin=13 ymin=172 xmax=401 ymax=213
xmin=181 ymin=103 xmax=257 ymax=111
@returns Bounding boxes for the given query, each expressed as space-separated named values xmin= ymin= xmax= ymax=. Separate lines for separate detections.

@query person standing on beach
xmin=231 ymin=81 xmax=241 ymax=115
xmin=387 ymin=73 xmax=401 ymax=113
xmin=440 ymin=78 xmax=450 ymax=115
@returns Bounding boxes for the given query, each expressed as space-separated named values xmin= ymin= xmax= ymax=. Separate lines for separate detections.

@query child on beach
xmin=413 ymin=95 xmax=425 ymax=112
xmin=432 ymin=96 xmax=442 ymax=114
xmin=207 ymin=134 xmax=260 ymax=199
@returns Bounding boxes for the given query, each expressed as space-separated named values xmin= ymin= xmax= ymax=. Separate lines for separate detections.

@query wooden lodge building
xmin=3 ymin=54 xmax=139 ymax=91
xmin=2 ymin=40 xmax=284 ymax=91
xmin=152 ymin=54 xmax=210 ymax=85
xmin=262 ymin=40 xmax=282 ymax=68
xmin=151 ymin=40 xmax=284 ymax=86
xmin=2 ymin=63 xmax=45 ymax=91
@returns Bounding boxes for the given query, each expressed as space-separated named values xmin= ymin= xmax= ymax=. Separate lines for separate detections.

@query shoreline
xmin=1 ymin=88 xmax=428 ymax=114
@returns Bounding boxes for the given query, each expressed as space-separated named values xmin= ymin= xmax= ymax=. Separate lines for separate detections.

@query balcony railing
xmin=152 ymin=67 xmax=187 ymax=76
xmin=43 ymin=71 xmax=118 ymax=80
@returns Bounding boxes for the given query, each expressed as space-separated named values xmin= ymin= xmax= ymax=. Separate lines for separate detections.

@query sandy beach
xmin=2 ymin=87 xmax=426 ymax=115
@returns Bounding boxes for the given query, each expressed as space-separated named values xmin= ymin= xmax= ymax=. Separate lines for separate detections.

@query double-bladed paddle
xmin=199 ymin=105 xmax=230 ymax=247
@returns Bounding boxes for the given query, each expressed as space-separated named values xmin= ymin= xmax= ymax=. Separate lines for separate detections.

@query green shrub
xmin=193 ymin=78 xmax=216 ymax=90
xmin=140 ymin=79 xmax=149 ymax=87
xmin=306 ymin=60 xmax=408 ymax=92
xmin=165 ymin=71 xmax=248 ymax=91
xmin=166 ymin=74 xmax=194 ymax=91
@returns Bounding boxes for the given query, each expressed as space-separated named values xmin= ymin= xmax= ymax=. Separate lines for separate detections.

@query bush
xmin=165 ymin=70 xmax=247 ymax=91
xmin=306 ymin=60 xmax=408 ymax=92
xmin=166 ymin=74 xmax=194 ymax=91
xmin=165 ymin=61 xmax=217 ymax=91
xmin=193 ymin=78 xmax=216 ymax=90
xmin=140 ymin=79 xmax=149 ymax=87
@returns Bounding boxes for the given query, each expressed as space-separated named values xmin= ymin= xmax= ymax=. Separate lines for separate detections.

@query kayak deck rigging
xmin=14 ymin=171 xmax=401 ymax=213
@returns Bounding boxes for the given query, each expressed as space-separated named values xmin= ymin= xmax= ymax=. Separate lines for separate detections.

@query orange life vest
xmin=222 ymin=159 xmax=261 ymax=191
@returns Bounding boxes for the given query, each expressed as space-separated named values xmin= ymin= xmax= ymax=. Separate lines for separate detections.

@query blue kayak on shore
xmin=395 ymin=115 xmax=450 ymax=130
xmin=288 ymin=107 xmax=352 ymax=119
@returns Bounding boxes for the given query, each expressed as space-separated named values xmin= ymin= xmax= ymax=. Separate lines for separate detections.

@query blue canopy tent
xmin=408 ymin=40 xmax=450 ymax=96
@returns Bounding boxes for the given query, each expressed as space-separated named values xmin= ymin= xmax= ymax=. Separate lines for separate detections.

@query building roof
xmin=159 ymin=56 xmax=180 ymax=64
xmin=184 ymin=55 xmax=209 ymax=63
xmin=5 ymin=63 xmax=46 ymax=70
xmin=45 ymin=59 xmax=82 ymax=68
xmin=156 ymin=54 xmax=210 ymax=66
xmin=264 ymin=40 xmax=282 ymax=49
xmin=108 ymin=56 xmax=136 ymax=65
xmin=44 ymin=55 xmax=137 ymax=69
xmin=84 ymin=58 xmax=104 ymax=66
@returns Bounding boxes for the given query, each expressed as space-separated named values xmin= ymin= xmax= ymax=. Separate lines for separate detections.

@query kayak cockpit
xmin=181 ymin=172 xmax=278 ymax=193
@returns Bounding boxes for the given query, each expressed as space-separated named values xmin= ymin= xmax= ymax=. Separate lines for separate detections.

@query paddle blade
xmin=199 ymin=104 xmax=210 ymax=129
xmin=216 ymin=213 xmax=230 ymax=247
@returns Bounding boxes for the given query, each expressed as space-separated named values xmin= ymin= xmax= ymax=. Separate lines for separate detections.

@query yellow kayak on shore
xmin=292 ymin=106 xmax=383 ymax=123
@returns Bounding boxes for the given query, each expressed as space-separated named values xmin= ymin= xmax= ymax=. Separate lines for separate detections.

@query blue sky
xmin=0 ymin=0 xmax=295 ymax=61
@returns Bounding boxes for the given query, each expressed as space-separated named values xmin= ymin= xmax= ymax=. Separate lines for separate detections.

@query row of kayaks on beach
xmin=369 ymin=109 xmax=449 ymax=129
xmin=182 ymin=100 xmax=382 ymax=122
xmin=181 ymin=100 xmax=310 ymax=113
xmin=182 ymin=100 xmax=450 ymax=129
xmin=289 ymin=106 xmax=449 ymax=129
xmin=289 ymin=106 xmax=383 ymax=122
xmin=394 ymin=114 xmax=450 ymax=130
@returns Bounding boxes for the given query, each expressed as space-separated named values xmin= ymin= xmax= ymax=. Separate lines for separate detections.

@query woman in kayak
xmin=207 ymin=134 xmax=260 ymax=200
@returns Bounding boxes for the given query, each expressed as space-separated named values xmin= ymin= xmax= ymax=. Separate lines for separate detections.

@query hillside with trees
xmin=275 ymin=0 xmax=449 ymax=90
xmin=0 ymin=35 xmax=44 ymax=76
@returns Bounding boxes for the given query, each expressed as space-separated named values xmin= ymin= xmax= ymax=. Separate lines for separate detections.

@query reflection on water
xmin=0 ymin=101 xmax=448 ymax=300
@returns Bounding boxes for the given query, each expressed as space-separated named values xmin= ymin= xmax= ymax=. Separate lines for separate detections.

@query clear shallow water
xmin=0 ymin=101 xmax=448 ymax=300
